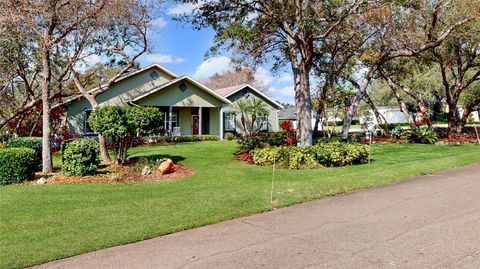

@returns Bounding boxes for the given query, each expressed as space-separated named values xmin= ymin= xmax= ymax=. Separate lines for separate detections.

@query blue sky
xmin=134 ymin=3 xmax=295 ymax=104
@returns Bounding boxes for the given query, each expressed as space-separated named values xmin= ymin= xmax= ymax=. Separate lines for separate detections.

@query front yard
xmin=1 ymin=141 xmax=480 ymax=268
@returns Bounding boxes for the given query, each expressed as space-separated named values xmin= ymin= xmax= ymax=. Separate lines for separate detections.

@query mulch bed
xmin=364 ymin=134 xmax=480 ymax=145
xmin=234 ymin=149 xmax=254 ymax=164
xmin=438 ymin=134 xmax=480 ymax=144
xmin=27 ymin=163 xmax=195 ymax=185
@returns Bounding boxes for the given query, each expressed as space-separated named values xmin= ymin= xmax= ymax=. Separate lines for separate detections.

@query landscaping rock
xmin=157 ymin=159 xmax=174 ymax=174
xmin=141 ymin=166 xmax=151 ymax=176
xmin=36 ymin=177 xmax=46 ymax=185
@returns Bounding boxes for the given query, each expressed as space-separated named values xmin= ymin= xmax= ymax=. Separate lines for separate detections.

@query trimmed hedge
xmin=61 ymin=139 xmax=100 ymax=176
xmin=6 ymin=137 xmax=42 ymax=170
xmin=224 ymin=132 xmax=235 ymax=141
xmin=141 ymin=135 xmax=219 ymax=144
xmin=0 ymin=148 xmax=37 ymax=185
xmin=252 ymin=141 xmax=371 ymax=169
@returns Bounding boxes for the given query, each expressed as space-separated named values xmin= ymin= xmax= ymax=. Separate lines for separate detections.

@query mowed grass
xmin=1 ymin=141 xmax=480 ymax=268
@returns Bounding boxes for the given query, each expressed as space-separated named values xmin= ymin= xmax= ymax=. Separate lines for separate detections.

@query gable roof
xmin=130 ymin=75 xmax=232 ymax=104
xmin=214 ymin=84 xmax=284 ymax=109
xmin=54 ymin=64 xmax=178 ymax=108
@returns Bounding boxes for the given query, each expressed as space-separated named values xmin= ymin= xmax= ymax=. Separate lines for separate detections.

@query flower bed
xmin=138 ymin=135 xmax=219 ymax=145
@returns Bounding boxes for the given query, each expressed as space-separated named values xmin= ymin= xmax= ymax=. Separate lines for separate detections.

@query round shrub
xmin=6 ymin=137 xmax=42 ymax=169
xmin=224 ymin=132 xmax=235 ymax=141
xmin=61 ymin=138 xmax=100 ymax=176
xmin=252 ymin=146 xmax=318 ymax=169
xmin=0 ymin=148 xmax=36 ymax=185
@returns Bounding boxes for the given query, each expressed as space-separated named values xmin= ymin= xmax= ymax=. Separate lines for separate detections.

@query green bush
xmin=311 ymin=142 xmax=371 ymax=166
xmin=251 ymin=146 xmax=317 ymax=169
xmin=61 ymin=139 xmax=100 ymax=176
xmin=141 ymin=135 xmax=219 ymax=144
xmin=264 ymin=132 xmax=288 ymax=146
xmin=88 ymin=106 xmax=163 ymax=164
xmin=237 ymin=133 xmax=267 ymax=150
xmin=406 ymin=128 xmax=438 ymax=144
xmin=252 ymin=142 xmax=370 ymax=169
xmin=0 ymin=148 xmax=37 ymax=185
xmin=6 ymin=137 xmax=42 ymax=169
xmin=224 ymin=132 xmax=235 ymax=141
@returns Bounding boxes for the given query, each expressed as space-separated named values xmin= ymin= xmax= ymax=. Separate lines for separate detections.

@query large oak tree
xmin=179 ymin=0 xmax=368 ymax=146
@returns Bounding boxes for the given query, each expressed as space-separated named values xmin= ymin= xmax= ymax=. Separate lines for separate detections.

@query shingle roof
xmin=278 ymin=107 xmax=297 ymax=120
xmin=213 ymin=84 xmax=248 ymax=97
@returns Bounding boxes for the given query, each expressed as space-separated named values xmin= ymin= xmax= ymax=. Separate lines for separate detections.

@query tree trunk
xmin=97 ymin=135 xmax=111 ymax=163
xmin=447 ymin=104 xmax=460 ymax=133
xmin=363 ymin=92 xmax=389 ymax=134
xmin=381 ymin=73 xmax=416 ymax=127
xmin=294 ymin=65 xmax=313 ymax=147
xmin=341 ymin=69 xmax=374 ymax=139
xmin=41 ymin=46 xmax=53 ymax=173
xmin=72 ymin=71 xmax=111 ymax=163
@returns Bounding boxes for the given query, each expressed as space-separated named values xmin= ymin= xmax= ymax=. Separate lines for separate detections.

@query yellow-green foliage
xmin=252 ymin=141 xmax=371 ymax=169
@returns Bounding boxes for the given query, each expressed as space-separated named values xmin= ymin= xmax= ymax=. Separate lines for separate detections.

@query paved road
xmin=34 ymin=163 xmax=480 ymax=269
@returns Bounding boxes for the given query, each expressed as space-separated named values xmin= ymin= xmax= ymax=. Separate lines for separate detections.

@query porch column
xmin=168 ymin=106 xmax=173 ymax=135
xmin=219 ymin=107 xmax=224 ymax=140
xmin=198 ymin=107 xmax=202 ymax=136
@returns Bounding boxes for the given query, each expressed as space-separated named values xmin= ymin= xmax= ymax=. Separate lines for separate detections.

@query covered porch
xmin=130 ymin=76 xmax=231 ymax=137
xmin=156 ymin=106 xmax=222 ymax=136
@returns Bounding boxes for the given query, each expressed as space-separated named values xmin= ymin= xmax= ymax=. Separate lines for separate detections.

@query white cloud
xmin=269 ymin=85 xmax=295 ymax=97
xmin=74 ymin=54 xmax=101 ymax=72
xmin=254 ymin=67 xmax=274 ymax=86
xmin=150 ymin=17 xmax=167 ymax=29
xmin=143 ymin=53 xmax=185 ymax=64
xmin=167 ymin=3 xmax=200 ymax=16
xmin=277 ymin=73 xmax=293 ymax=83
xmin=193 ymin=56 xmax=233 ymax=80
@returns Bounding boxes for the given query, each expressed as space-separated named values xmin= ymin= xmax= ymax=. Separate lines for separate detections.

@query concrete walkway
xmin=34 ymin=163 xmax=480 ymax=269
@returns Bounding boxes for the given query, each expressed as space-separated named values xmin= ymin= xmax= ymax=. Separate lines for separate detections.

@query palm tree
xmin=234 ymin=97 xmax=268 ymax=136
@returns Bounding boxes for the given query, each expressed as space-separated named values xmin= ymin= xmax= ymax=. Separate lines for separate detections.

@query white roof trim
xmin=224 ymin=84 xmax=284 ymax=109
xmin=131 ymin=75 xmax=232 ymax=104
xmin=53 ymin=64 xmax=178 ymax=109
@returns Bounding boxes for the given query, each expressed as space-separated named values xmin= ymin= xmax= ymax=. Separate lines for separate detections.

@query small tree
xmin=235 ymin=98 xmax=270 ymax=150
xmin=88 ymin=106 xmax=163 ymax=164
xmin=236 ymin=98 xmax=269 ymax=136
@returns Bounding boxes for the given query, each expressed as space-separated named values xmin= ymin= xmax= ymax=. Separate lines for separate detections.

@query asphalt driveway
xmin=33 ymin=163 xmax=480 ymax=269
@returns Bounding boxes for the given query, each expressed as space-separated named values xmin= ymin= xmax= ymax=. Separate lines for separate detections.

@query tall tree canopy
xmin=0 ymin=0 xmax=158 ymax=172
xmin=179 ymin=0 xmax=369 ymax=146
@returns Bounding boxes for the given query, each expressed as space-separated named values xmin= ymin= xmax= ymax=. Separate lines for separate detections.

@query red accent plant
xmin=281 ymin=120 xmax=296 ymax=146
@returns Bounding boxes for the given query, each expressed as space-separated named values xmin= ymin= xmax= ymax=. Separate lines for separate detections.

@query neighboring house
xmin=278 ymin=107 xmax=340 ymax=131
xmin=59 ymin=64 xmax=283 ymax=139
xmin=360 ymin=106 xmax=408 ymax=125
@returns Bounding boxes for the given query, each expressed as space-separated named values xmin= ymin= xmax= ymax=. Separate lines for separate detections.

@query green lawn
xmin=1 ymin=142 xmax=480 ymax=269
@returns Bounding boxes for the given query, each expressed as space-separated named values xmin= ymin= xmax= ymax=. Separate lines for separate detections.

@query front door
xmin=192 ymin=115 xmax=199 ymax=135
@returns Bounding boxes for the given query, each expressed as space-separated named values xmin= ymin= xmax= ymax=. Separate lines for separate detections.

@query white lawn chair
xmin=172 ymin=127 xmax=181 ymax=136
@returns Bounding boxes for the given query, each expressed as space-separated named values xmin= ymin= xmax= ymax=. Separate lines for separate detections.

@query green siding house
xmin=60 ymin=64 xmax=283 ymax=139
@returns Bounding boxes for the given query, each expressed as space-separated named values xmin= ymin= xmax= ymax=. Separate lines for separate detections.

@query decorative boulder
xmin=36 ymin=177 xmax=46 ymax=185
xmin=141 ymin=166 xmax=151 ymax=176
xmin=157 ymin=159 xmax=174 ymax=174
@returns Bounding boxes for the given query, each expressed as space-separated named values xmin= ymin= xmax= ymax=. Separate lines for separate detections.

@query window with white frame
xmin=258 ymin=114 xmax=269 ymax=131
xmin=224 ymin=112 xmax=236 ymax=132
xmin=164 ymin=111 xmax=179 ymax=133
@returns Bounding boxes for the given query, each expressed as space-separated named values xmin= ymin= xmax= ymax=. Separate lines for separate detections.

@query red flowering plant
xmin=280 ymin=120 xmax=296 ymax=146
